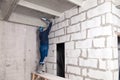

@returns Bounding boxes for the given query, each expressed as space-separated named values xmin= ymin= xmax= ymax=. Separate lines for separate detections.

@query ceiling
xmin=0 ymin=0 xmax=83 ymax=26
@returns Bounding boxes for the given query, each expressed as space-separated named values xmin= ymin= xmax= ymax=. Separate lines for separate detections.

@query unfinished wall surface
xmin=0 ymin=20 xmax=39 ymax=80
xmin=46 ymin=0 xmax=119 ymax=80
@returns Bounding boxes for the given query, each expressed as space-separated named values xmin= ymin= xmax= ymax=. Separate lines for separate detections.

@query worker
xmin=37 ymin=17 xmax=52 ymax=73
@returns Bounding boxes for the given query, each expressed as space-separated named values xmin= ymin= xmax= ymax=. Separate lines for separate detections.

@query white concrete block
xmin=79 ymin=0 xmax=97 ymax=13
xmin=66 ymin=49 xmax=81 ymax=58
xmin=67 ymin=66 xmax=81 ymax=75
xmin=107 ymin=36 xmax=117 ymax=48
xmin=49 ymin=32 xmax=55 ymax=38
xmin=99 ymin=59 xmax=106 ymax=69
xmin=98 ymin=0 xmax=105 ymax=4
xmin=88 ymin=69 xmax=113 ymax=80
xmin=71 ymin=12 xmax=86 ymax=24
xmin=65 ymin=41 xmax=74 ymax=49
xmin=93 ymin=37 xmax=105 ymax=48
xmin=102 ymin=15 xmax=106 ymax=25
xmin=106 ymin=13 xmax=112 ymax=24
xmin=66 ymin=57 xmax=78 ymax=65
xmin=79 ymin=58 xmax=98 ymax=68
xmin=85 ymin=78 xmax=92 ymax=80
xmin=112 ymin=4 xmax=120 ymax=18
xmin=46 ymin=57 xmax=56 ymax=63
xmin=67 ymin=23 xmax=80 ymax=33
xmin=82 ymin=68 xmax=87 ymax=76
xmin=69 ymin=74 xmax=83 ymax=80
xmin=88 ymin=48 xmax=113 ymax=59
xmin=51 ymin=24 xmax=58 ymax=31
xmin=87 ymin=2 xmax=111 ymax=18
xmin=58 ymin=19 xmax=69 ymax=29
xmin=71 ymin=30 xmax=86 ymax=41
xmin=113 ymin=48 xmax=118 ymax=58
xmin=107 ymin=13 xmax=120 ymax=27
xmin=81 ymin=16 xmax=101 ymax=30
xmin=55 ymin=13 xmax=65 ymax=23
xmin=113 ymin=71 xmax=119 ymax=80
xmin=88 ymin=26 xmax=112 ymax=38
xmin=55 ymin=28 xmax=65 ymax=37
xmin=59 ymin=35 xmax=70 ymax=43
xmin=65 ymin=7 xmax=78 ymax=18
xmin=76 ymin=39 xmax=92 ymax=48
xmin=81 ymin=49 xmax=87 ymax=58
xmin=46 ymin=63 xmax=53 ymax=69
xmin=107 ymin=60 xmax=118 ymax=70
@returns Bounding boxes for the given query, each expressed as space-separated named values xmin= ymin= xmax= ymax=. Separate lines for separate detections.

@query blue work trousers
xmin=39 ymin=44 xmax=48 ymax=64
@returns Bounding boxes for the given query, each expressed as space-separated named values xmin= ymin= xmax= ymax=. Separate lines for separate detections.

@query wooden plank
xmin=32 ymin=72 xmax=71 ymax=80
xmin=17 ymin=0 xmax=61 ymax=17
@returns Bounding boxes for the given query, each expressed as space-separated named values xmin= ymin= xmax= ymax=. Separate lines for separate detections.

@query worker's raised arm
xmin=46 ymin=22 xmax=52 ymax=34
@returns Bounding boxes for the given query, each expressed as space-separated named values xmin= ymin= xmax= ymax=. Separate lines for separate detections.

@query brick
xmin=66 ymin=57 xmax=78 ymax=65
xmin=99 ymin=59 xmax=106 ymax=69
xmin=76 ymin=39 xmax=92 ymax=48
xmin=79 ymin=58 xmax=98 ymax=68
xmin=79 ymin=0 xmax=97 ymax=13
xmin=65 ymin=7 xmax=78 ymax=18
xmin=107 ymin=60 xmax=118 ymax=70
xmin=88 ymin=48 xmax=113 ymax=59
xmin=67 ymin=66 xmax=81 ymax=75
xmin=81 ymin=16 xmax=101 ymax=30
xmin=69 ymin=74 xmax=83 ymax=80
xmin=87 ymin=2 xmax=111 ymax=18
xmin=93 ymin=37 xmax=105 ymax=48
xmin=71 ymin=12 xmax=86 ymax=24
xmin=55 ymin=28 xmax=65 ymax=37
xmin=106 ymin=36 xmax=117 ymax=48
xmin=88 ymin=69 xmax=113 ymax=80
xmin=88 ymin=26 xmax=112 ymax=38
xmin=66 ymin=49 xmax=81 ymax=58
xmin=65 ymin=41 xmax=74 ymax=49
xmin=67 ymin=23 xmax=80 ymax=33
xmin=71 ymin=30 xmax=86 ymax=40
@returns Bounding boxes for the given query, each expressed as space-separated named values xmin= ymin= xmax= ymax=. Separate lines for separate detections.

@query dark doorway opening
xmin=57 ymin=43 xmax=65 ymax=77
xmin=118 ymin=36 xmax=120 ymax=80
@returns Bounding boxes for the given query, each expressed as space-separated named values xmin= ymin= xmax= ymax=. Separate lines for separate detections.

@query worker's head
xmin=39 ymin=27 xmax=44 ymax=32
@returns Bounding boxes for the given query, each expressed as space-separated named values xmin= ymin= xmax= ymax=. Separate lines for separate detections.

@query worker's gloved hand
xmin=41 ymin=17 xmax=51 ymax=24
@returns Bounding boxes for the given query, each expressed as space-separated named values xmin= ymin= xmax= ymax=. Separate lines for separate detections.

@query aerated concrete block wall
xmin=46 ymin=0 xmax=119 ymax=80
xmin=0 ymin=21 xmax=39 ymax=80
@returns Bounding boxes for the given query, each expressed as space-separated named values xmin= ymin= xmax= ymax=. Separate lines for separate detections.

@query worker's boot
xmin=37 ymin=64 xmax=44 ymax=74
xmin=42 ymin=64 xmax=45 ymax=72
